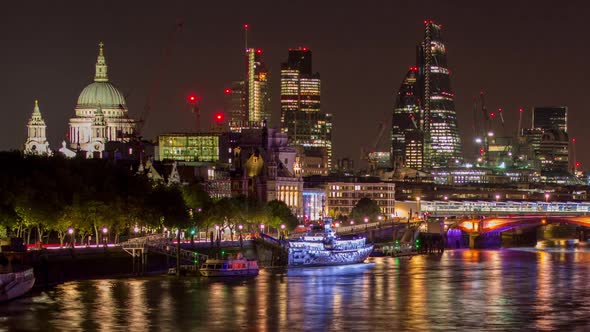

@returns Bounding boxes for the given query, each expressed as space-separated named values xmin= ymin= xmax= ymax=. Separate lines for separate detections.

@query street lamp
xmin=495 ymin=194 xmax=500 ymax=202
xmin=102 ymin=227 xmax=108 ymax=246
xmin=416 ymin=196 xmax=421 ymax=220
xmin=545 ymin=193 xmax=550 ymax=203
xmin=364 ymin=217 xmax=369 ymax=223
xmin=280 ymin=224 xmax=285 ymax=239
xmin=260 ymin=224 xmax=265 ymax=234
xmin=68 ymin=228 xmax=74 ymax=248
xmin=238 ymin=224 xmax=243 ymax=246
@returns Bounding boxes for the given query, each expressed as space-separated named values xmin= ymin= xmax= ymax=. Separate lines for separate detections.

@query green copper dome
xmin=76 ymin=42 xmax=127 ymax=109
xmin=77 ymin=82 xmax=126 ymax=108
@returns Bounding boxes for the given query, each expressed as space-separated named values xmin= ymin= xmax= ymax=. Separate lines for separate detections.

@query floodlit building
xmin=24 ymin=100 xmax=52 ymax=156
xmin=227 ymin=48 xmax=271 ymax=132
xmin=325 ymin=180 xmax=395 ymax=218
xmin=156 ymin=132 xmax=233 ymax=163
xmin=280 ymin=48 xmax=333 ymax=170
xmin=68 ymin=43 xmax=137 ymax=158
xmin=391 ymin=21 xmax=462 ymax=170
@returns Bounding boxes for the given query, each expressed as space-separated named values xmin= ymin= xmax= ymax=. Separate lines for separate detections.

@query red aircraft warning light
xmin=224 ymin=88 xmax=231 ymax=94
xmin=188 ymin=94 xmax=198 ymax=103
xmin=215 ymin=113 xmax=224 ymax=123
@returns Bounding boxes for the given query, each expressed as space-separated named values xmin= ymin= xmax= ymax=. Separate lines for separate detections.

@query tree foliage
xmin=0 ymin=152 xmax=189 ymax=245
xmin=350 ymin=197 xmax=381 ymax=222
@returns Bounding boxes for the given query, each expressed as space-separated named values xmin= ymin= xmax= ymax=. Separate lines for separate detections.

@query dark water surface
xmin=2 ymin=249 xmax=590 ymax=331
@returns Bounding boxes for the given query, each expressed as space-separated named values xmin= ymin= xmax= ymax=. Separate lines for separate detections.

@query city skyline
xmin=1 ymin=1 xmax=588 ymax=168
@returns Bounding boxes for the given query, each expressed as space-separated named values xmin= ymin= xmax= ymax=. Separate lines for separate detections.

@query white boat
xmin=0 ymin=267 xmax=35 ymax=302
xmin=199 ymin=254 xmax=259 ymax=277
xmin=288 ymin=219 xmax=374 ymax=267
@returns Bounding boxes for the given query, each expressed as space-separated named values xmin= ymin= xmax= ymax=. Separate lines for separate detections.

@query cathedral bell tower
xmin=24 ymin=100 xmax=52 ymax=156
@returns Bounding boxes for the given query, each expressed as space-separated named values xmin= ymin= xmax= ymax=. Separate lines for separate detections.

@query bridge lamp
xmin=443 ymin=196 xmax=448 ymax=201
xmin=545 ymin=193 xmax=550 ymax=203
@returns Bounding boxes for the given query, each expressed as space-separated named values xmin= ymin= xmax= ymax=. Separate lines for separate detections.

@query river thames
xmin=2 ymin=248 xmax=590 ymax=331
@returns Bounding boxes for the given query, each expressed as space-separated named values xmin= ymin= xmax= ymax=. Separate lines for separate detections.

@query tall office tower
xmin=391 ymin=21 xmax=462 ymax=170
xmin=417 ymin=21 xmax=462 ymax=167
xmin=246 ymin=48 xmax=271 ymax=124
xmin=227 ymin=48 xmax=271 ymax=132
xmin=225 ymin=81 xmax=247 ymax=124
xmin=533 ymin=106 xmax=567 ymax=133
xmin=528 ymin=106 xmax=569 ymax=172
xmin=280 ymin=48 xmax=332 ymax=170
xmin=391 ymin=67 xmax=419 ymax=170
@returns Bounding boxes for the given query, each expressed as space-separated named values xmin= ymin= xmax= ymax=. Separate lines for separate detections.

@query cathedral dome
xmin=77 ymin=82 xmax=126 ymax=108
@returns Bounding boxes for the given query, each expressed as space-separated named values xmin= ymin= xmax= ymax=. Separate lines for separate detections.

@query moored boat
xmin=199 ymin=254 xmax=259 ymax=277
xmin=0 ymin=266 xmax=35 ymax=302
xmin=287 ymin=219 xmax=374 ymax=267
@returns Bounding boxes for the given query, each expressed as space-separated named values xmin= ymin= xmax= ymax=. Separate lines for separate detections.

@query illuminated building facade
xmin=156 ymin=133 xmax=232 ymax=163
xmin=280 ymin=48 xmax=332 ymax=169
xmin=404 ymin=131 xmax=424 ymax=169
xmin=303 ymin=188 xmax=326 ymax=221
xmin=392 ymin=21 xmax=462 ymax=170
xmin=226 ymin=48 xmax=270 ymax=132
xmin=325 ymin=181 xmax=395 ymax=218
xmin=522 ymin=106 xmax=569 ymax=173
xmin=24 ymin=100 xmax=52 ymax=156
xmin=391 ymin=68 xmax=419 ymax=170
xmin=225 ymin=81 xmax=247 ymax=125
xmin=533 ymin=106 xmax=567 ymax=133
xmin=68 ymin=43 xmax=137 ymax=157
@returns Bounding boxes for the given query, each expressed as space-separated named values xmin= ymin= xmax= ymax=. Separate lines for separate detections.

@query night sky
xmin=1 ymin=1 xmax=587 ymax=167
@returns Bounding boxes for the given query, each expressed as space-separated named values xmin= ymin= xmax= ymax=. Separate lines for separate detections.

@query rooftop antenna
xmin=517 ymin=108 xmax=523 ymax=137
xmin=244 ymin=23 xmax=249 ymax=50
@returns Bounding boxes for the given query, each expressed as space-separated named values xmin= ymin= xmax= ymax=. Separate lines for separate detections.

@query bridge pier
xmin=469 ymin=234 xmax=478 ymax=249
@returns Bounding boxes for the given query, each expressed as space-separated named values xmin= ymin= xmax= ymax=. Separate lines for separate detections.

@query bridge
xmin=411 ymin=200 xmax=590 ymax=249
xmin=420 ymin=200 xmax=590 ymax=217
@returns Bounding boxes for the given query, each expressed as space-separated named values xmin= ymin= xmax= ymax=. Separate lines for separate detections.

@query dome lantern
xmin=94 ymin=41 xmax=108 ymax=82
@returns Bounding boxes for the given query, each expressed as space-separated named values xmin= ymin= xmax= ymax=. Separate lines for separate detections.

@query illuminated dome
xmin=77 ymin=82 xmax=126 ymax=108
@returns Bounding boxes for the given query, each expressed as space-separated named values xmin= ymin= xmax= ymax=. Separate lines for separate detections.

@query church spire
xmin=33 ymin=99 xmax=41 ymax=115
xmin=94 ymin=41 xmax=108 ymax=82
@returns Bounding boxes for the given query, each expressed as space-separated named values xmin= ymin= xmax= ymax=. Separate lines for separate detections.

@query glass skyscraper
xmin=391 ymin=21 xmax=462 ymax=170
xmin=226 ymin=48 xmax=271 ymax=132
xmin=280 ymin=48 xmax=332 ymax=169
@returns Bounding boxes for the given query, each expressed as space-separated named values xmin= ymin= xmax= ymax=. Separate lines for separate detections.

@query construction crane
xmin=134 ymin=19 xmax=184 ymax=137
xmin=361 ymin=122 xmax=387 ymax=170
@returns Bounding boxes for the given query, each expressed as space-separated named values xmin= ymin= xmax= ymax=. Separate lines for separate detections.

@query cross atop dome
xmin=94 ymin=41 xmax=108 ymax=82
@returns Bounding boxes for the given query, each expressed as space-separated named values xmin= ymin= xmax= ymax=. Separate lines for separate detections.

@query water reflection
xmin=3 ymin=249 xmax=590 ymax=331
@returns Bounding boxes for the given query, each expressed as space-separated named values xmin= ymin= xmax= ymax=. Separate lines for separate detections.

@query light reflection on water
xmin=2 ymin=249 xmax=590 ymax=331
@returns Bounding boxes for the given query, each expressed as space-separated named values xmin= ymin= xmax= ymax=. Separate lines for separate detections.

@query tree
xmin=265 ymin=200 xmax=298 ymax=230
xmin=350 ymin=197 xmax=381 ymax=222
